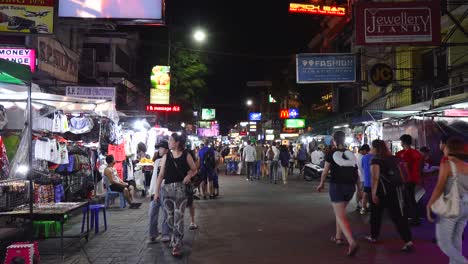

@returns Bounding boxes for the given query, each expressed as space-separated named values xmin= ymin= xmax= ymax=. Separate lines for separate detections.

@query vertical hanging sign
xmin=150 ymin=65 xmax=170 ymax=105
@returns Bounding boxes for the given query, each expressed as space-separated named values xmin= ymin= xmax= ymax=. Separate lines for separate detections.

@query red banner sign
xmin=146 ymin=104 xmax=181 ymax=112
xmin=355 ymin=1 xmax=441 ymax=46
xmin=289 ymin=3 xmax=346 ymax=16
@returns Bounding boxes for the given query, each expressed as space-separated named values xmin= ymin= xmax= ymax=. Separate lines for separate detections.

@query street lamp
xmin=193 ymin=29 xmax=206 ymax=43
xmin=246 ymin=99 xmax=253 ymax=106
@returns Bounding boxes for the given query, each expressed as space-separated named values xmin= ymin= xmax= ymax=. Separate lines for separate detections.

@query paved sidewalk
xmin=37 ymin=173 xmax=466 ymax=264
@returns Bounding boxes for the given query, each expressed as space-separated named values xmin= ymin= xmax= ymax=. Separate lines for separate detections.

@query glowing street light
xmin=193 ymin=29 xmax=206 ymax=43
xmin=246 ymin=99 xmax=253 ymax=106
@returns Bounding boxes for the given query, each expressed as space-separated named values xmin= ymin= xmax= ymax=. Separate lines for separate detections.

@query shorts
xmin=109 ymin=184 xmax=125 ymax=193
xmin=125 ymin=180 xmax=136 ymax=189
xmin=201 ymin=169 xmax=215 ymax=181
xmin=329 ymin=183 xmax=355 ymax=203
xmin=363 ymin=186 xmax=371 ymax=194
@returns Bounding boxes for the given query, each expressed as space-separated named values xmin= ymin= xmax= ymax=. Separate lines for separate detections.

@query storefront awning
xmin=0 ymin=58 xmax=31 ymax=85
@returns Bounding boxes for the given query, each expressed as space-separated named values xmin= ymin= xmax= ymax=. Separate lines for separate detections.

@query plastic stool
xmin=81 ymin=204 xmax=107 ymax=234
xmin=33 ymin=221 xmax=58 ymax=239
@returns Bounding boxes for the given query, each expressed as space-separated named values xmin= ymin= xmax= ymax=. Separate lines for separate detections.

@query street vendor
xmin=105 ymin=155 xmax=141 ymax=209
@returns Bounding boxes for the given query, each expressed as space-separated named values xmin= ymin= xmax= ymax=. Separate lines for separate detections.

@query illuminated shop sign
xmin=284 ymin=119 xmax=305 ymax=128
xmin=289 ymin=3 xmax=346 ymax=16
xmin=146 ymin=104 xmax=180 ymax=112
xmin=249 ymin=112 xmax=262 ymax=121
xmin=280 ymin=109 xmax=300 ymax=119
xmin=0 ymin=48 xmax=36 ymax=72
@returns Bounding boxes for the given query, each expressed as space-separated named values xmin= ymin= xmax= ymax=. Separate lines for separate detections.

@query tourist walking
xmin=154 ymin=133 xmax=198 ymax=257
xmin=355 ymin=144 xmax=370 ymax=212
xmin=366 ymin=140 xmax=414 ymax=252
xmin=317 ymin=131 xmax=360 ymax=257
xmin=255 ymin=142 xmax=265 ymax=180
xmin=396 ymin=134 xmax=423 ymax=226
xmin=279 ymin=145 xmax=291 ymax=184
xmin=243 ymin=141 xmax=257 ymax=181
xmin=148 ymin=141 xmax=170 ymax=243
xmin=267 ymin=142 xmax=280 ymax=184
xmin=427 ymin=137 xmax=468 ymax=264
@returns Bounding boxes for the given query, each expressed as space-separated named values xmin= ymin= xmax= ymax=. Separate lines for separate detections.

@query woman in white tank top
xmin=427 ymin=137 xmax=468 ymax=264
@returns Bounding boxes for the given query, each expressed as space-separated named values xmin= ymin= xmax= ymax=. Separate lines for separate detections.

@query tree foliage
xmin=170 ymin=44 xmax=209 ymax=109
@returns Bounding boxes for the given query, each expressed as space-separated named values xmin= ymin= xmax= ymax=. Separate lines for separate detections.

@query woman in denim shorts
xmin=317 ymin=131 xmax=360 ymax=257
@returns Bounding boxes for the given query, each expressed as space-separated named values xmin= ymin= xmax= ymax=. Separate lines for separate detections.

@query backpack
xmin=267 ymin=148 xmax=275 ymax=161
xmin=203 ymin=149 xmax=216 ymax=170
xmin=378 ymin=156 xmax=404 ymax=189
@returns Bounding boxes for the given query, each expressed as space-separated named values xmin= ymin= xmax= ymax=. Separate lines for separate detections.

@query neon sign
xmin=280 ymin=109 xmax=289 ymax=119
xmin=0 ymin=48 xmax=36 ymax=72
xmin=280 ymin=109 xmax=300 ymax=119
xmin=146 ymin=104 xmax=181 ymax=112
xmin=289 ymin=3 xmax=346 ymax=16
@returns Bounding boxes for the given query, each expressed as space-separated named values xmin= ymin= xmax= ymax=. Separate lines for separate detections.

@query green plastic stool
xmin=33 ymin=221 xmax=58 ymax=239
xmin=33 ymin=214 xmax=69 ymax=238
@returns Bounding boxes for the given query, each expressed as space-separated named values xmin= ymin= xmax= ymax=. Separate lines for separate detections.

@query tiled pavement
xmin=37 ymin=173 xmax=466 ymax=264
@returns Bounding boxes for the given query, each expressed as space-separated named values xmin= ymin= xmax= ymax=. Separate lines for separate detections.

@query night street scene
xmin=0 ymin=0 xmax=467 ymax=263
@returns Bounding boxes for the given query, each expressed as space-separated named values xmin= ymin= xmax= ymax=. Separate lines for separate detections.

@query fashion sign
xmin=355 ymin=1 xmax=441 ymax=45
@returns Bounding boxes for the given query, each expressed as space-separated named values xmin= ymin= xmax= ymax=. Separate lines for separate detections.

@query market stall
xmin=0 ymin=58 xmax=120 ymax=258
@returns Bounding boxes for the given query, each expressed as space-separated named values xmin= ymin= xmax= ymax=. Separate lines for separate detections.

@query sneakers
xmin=158 ymin=235 xmax=171 ymax=243
xmin=401 ymin=242 xmax=415 ymax=252
xmin=189 ymin=223 xmax=198 ymax=230
xmin=365 ymin=236 xmax=377 ymax=243
xmin=147 ymin=237 xmax=158 ymax=244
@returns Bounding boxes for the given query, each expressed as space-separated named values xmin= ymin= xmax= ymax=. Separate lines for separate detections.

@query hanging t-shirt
xmin=3 ymin=134 xmax=20 ymax=161
xmin=108 ymin=141 xmax=126 ymax=162
xmin=114 ymin=161 xmax=124 ymax=180
xmin=57 ymin=142 xmax=69 ymax=164
xmin=146 ymin=128 xmax=157 ymax=156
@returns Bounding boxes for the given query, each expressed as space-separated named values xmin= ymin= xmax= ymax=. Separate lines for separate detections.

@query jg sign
xmin=369 ymin=63 xmax=393 ymax=87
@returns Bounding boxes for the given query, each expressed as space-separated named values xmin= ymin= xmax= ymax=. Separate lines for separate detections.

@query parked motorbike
xmin=303 ymin=162 xmax=324 ymax=181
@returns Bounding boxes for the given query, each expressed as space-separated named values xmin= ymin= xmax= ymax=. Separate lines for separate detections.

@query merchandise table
xmin=0 ymin=201 xmax=90 ymax=259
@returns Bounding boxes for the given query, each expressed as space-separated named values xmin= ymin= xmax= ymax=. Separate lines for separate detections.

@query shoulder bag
xmin=431 ymin=161 xmax=460 ymax=218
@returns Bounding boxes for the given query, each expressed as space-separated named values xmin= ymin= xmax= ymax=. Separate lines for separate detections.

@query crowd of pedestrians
xmin=317 ymin=131 xmax=467 ymax=263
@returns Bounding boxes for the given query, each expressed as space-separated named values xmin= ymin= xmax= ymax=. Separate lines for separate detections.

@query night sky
xmin=141 ymin=0 xmax=321 ymax=133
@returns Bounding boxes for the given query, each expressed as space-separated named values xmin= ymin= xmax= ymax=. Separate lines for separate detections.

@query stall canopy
xmin=0 ymin=58 xmax=31 ymax=85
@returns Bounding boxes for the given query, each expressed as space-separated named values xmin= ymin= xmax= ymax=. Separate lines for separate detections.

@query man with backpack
xmin=367 ymin=139 xmax=414 ymax=252
xmin=199 ymin=140 xmax=216 ymax=199
xmin=396 ymin=134 xmax=423 ymax=226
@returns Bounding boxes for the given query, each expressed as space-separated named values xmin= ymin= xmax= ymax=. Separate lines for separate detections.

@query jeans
xmin=270 ymin=161 xmax=279 ymax=183
xmin=246 ymin=162 xmax=255 ymax=180
xmin=255 ymin=160 xmax=262 ymax=179
xmin=281 ymin=165 xmax=288 ymax=184
xmin=436 ymin=197 xmax=468 ymax=264
xmin=162 ymin=182 xmax=188 ymax=249
xmin=148 ymin=193 xmax=169 ymax=238
xmin=370 ymin=186 xmax=412 ymax=242
xmin=405 ymin=182 xmax=420 ymax=221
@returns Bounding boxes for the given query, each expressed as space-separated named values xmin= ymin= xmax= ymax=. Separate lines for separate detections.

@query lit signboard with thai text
xmin=146 ymin=105 xmax=181 ymax=112
xmin=284 ymin=119 xmax=305 ymax=129
xmin=0 ymin=48 xmax=36 ymax=72
xmin=289 ymin=3 xmax=346 ymax=16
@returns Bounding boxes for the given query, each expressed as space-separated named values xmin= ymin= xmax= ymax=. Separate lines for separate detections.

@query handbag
xmin=431 ymin=161 xmax=460 ymax=218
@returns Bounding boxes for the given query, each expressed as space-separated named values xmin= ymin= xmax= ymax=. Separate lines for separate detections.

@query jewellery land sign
xmin=0 ymin=0 xmax=54 ymax=34
xmin=296 ymin=54 xmax=356 ymax=84
xmin=65 ymin=87 xmax=116 ymax=102
xmin=355 ymin=1 xmax=441 ymax=46
xmin=150 ymin=65 xmax=170 ymax=105
xmin=0 ymin=48 xmax=35 ymax=72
